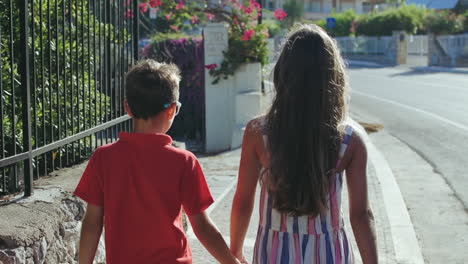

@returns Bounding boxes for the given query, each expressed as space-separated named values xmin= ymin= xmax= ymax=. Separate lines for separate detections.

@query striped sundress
xmin=253 ymin=126 xmax=354 ymax=264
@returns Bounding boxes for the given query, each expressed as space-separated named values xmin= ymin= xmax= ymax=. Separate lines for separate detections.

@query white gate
xmin=407 ymin=35 xmax=428 ymax=66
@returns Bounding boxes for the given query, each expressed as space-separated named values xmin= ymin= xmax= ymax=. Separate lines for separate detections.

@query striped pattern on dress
xmin=253 ymin=126 xmax=354 ymax=264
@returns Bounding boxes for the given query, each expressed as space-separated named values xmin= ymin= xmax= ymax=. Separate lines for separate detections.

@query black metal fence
xmin=0 ymin=0 xmax=140 ymax=197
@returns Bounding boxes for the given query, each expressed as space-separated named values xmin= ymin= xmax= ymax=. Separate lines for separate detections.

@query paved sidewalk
xmin=189 ymin=145 xmax=397 ymax=263
xmin=196 ymin=149 xmax=241 ymax=205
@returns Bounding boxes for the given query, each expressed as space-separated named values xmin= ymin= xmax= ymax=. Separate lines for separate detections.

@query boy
xmin=74 ymin=60 xmax=239 ymax=264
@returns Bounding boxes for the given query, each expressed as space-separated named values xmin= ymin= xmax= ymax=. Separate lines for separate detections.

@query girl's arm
xmin=79 ymin=203 xmax=104 ymax=264
xmin=230 ymin=121 xmax=262 ymax=262
xmin=346 ymin=134 xmax=378 ymax=264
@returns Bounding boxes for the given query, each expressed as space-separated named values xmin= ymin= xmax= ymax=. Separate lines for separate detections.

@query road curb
xmin=346 ymin=60 xmax=389 ymax=68
xmin=347 ymin=59 xmax=468 ymax=74
xmin=350 ymin=120 xmax=425 ymax=264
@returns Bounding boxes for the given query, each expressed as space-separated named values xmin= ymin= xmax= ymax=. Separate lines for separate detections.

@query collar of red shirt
xmin=118 ymin=132 xmax=173 ymax=147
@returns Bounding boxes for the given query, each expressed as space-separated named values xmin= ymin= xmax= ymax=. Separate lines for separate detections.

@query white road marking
xmin=352 ymin=90 xmax=468 ymax=133
xmin=350 ymin=120 xmax=425 ymax=264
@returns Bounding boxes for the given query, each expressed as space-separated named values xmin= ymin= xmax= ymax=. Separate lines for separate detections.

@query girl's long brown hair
xmin=264 ymin=24 xmax=348 ymax=216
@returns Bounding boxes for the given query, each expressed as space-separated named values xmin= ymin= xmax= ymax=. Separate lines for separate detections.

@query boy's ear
xmin=124 ymin=100 xmax=134 ymax=118
xmin=166 ymin=103 xmax=176 ymax=119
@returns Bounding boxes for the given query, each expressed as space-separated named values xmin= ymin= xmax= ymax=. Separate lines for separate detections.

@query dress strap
xmin=337 ymin=125 xmax=354 ymax=166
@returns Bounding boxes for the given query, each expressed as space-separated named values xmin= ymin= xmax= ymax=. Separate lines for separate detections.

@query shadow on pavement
xmin=389 ymin=66 xmax=468 ymax=77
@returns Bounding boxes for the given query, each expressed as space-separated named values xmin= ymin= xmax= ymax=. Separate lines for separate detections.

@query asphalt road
xmin=348 ymin=66 xmax=468 ymax=262
xmin=348 ymin=66 xmax=468 ymax=209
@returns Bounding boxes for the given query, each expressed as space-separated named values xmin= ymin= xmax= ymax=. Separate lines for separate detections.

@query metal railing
xmin=335 ymin=36 xmax=393 ymax=55
xmin=0 ymin=0 xmax=140 ymax=197
xmin=437 ymin=33 xmax=468 ymax=59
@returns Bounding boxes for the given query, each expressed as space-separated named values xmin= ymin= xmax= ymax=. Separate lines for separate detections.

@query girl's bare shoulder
xmin=245 ymin=116 xmax=267 ymax=136
xmin=339 ymin=126 xmax=368 ymax=172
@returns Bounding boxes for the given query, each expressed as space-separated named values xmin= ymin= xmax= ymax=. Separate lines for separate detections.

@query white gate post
xmin=204 ymin=23 xmax=234 ymax=152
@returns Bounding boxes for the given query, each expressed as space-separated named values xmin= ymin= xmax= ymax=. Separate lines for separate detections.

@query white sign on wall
xmin=204 ymin=23 xmax=228 ymax=66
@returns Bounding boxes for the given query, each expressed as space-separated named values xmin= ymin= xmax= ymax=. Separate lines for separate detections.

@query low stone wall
xmin=0 ymin=163 xmax=105 ymax=264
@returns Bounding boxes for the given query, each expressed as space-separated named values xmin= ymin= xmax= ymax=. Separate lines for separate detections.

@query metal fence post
xmin=18 ymin=0 xmax=33 ymax=196
xmin=133 ymin=0 xmax=139 ymax=61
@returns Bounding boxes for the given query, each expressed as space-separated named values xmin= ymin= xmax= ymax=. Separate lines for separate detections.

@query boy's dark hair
xmin=125 ymin=60 xmax=181 ymax=119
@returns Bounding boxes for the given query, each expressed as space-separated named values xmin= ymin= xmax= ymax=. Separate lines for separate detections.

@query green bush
xmin=314 ymin=19 xmax=326 ymax=30
xmin=462 ymin=10 xmax=468 ymax=32
xmin=316 ymin=9 xmax=358 ymax=37
xmin=263 ymin=19 xmax=282 ymax=38
xmin=424 ymin=10 xmax=465 ymax=34
xmin=282 ymin=0 xmax=305 ymax=28
xmin=356 ymin=4 xmax=426 ymax=36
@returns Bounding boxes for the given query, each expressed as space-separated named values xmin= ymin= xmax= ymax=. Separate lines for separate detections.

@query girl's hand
xmin=235 ymin=254 xmax=249 ymax=264
xmin=233 ymin=252 xmax=248 ymax=264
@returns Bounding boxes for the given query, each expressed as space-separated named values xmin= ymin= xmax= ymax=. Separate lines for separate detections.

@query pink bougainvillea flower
xmin=124 ymin=8 xmax=134 ymax=19
xmin=205 ymin=64 xmax=218 ymax=70
xmin=250 ymin=0 xmax=261 ymax=10
xmin=274 ymin=9 xmax=287 ymax=21
xmin=176 ymin=1 xmax=185 ymax=10
xmin=206 ymin=12 xmax=215 ymax=21
xmin=169 ymin=25 xmax=180 ymax=32
xmin=139 ymin=3 xmax=149 ymax=13
xmin=149 ymin=0 xmax=162 ymax=8
xmin=142 ymin=44 xmax=152 ymax=58
xmin=241 ymin=5 xmax=253 ymax=14
xmin=165 ymin=12 xmax=173 ymax=20
xmin=241 ymin=29 xmax=255 ymax=41
xmin=191 ymin=15 xmax=199 ymax=24
xmin=124 ymin=0 xmax=131 ymax=6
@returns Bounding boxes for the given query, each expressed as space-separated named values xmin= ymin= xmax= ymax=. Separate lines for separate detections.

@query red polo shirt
xmin=74 ymin=132 xmax=214 ymax=264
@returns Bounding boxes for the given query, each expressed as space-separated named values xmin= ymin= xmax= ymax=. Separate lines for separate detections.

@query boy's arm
xmin=79 ymin=203 xmax=104 ymax=264
xmin=188 ymin=212 xmax=240 ymax=264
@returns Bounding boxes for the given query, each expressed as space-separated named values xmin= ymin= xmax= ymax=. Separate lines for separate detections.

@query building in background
xmin=362 ymin=0 xmax=396 ymax=13
xmin=406 ymin=0 xmax=468 ymax=12
xmin=263 ymin=0 xmax=365 ymax=20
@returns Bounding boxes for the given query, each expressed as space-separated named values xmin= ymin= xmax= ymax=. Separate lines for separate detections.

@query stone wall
xmin=0 ymin=163 xmax=105 ymax=264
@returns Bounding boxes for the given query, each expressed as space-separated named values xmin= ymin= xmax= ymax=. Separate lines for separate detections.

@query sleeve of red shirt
xmin=74 ymin=148 xmax=104 ymax=207
xmin=181 ymin=154 xmax=214 ymax=216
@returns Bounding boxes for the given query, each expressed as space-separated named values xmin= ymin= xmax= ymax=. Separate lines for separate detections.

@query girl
xmin=230 ymin=24 xmax=378 ymax=264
